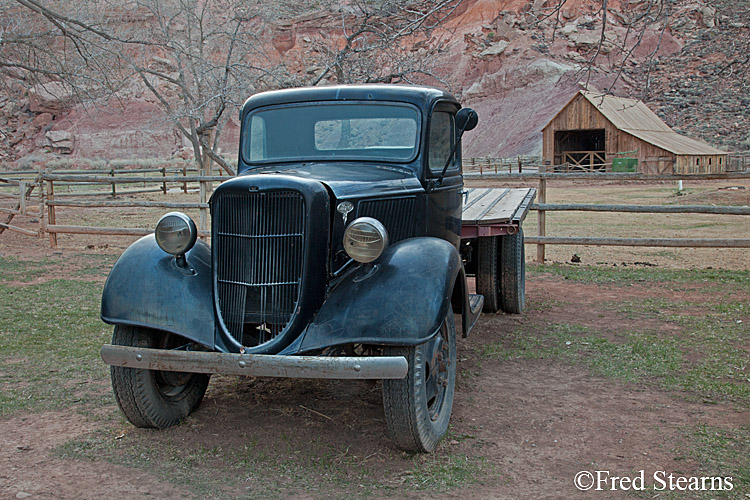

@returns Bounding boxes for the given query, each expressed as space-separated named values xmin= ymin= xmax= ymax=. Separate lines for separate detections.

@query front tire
xmin=382 ymin=311 xmax=456 ymax=453
xmin=110 ymin=325 xmax=209 ymax=429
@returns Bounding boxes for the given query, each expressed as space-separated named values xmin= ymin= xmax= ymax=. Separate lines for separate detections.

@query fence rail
xmin=1 ymin=164 xmax=749 ymax=259
xmin=464 ymin=152 xmax=750 ymax=174
xmin=0 ymin=175 xmax=43 ymax=236
xmin=37 ymin=170 xmax=223 ymax=248
xmin=462 ymin=169 xmax=750 ymax=261
xmin=524 ymin=236 xmax=750 ymax=248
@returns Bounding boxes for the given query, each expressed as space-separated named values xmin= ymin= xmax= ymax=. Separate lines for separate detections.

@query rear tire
xmin=110 ymin=325 xmax=209 ymax=429
xmin=382 ymin=311 xmax=456 ymax=453
xmin=476 ymin=236 xmax=501 ymax=313
xmin=500 ymin=229 xmax=525 ymax=314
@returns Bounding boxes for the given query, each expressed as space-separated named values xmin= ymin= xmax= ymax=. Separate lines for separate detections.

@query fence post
xmin=19 ymin=181 xmax=26 ymax=215
xmin=536 ymin=166 xmax=546 ymax=263
xmin=46 ymin=178 xmax=57 ymax=249
xmin=38 ymin=169 xmax=45 ymax=238
xmin=162 ymin=167 xmax=167 ymax=195
xmin=110 ymin=168 xmax=116 ymax=197
xmin=183 ymin=165 xmax=188 ymax=194
xmin=199 ymin=176 xmax=208 ymax=240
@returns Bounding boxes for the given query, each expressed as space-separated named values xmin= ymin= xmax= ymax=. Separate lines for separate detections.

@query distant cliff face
xmin=2 ymin=0 xmax=746 ymax=165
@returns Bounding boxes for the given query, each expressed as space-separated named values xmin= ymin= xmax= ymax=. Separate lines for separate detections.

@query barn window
xmin=696 ymin=158 xmax=700 ymax=166
xmin=719 ymin=157 xmax=723 ymax=165
xmin=709 ymin=158 xmax=712 ymax=167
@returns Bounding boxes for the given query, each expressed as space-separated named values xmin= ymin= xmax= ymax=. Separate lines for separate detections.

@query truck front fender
xmin=286 ymin=237 xmax=461 ymax=354
xmin=101 ymin=235 xmax=215 ymax=349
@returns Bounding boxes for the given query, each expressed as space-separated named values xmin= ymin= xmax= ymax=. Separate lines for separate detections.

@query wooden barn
xmin=542 ymin=90 xmax=728 ymax=174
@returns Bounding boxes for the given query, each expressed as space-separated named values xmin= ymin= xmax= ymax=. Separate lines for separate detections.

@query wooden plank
xmin=462 ymin=188 xmax=510 ymax=223
xmin=46 ymin=224 xmax=210 ymax=238
xmin=524 ymin=236 xmax=750 ymax=248
xmin=48 ymin=200 xmax=209 ymax=209
xmin=0 ymin=222 xmax=38 ymax=236
xmin=532 ymin=203 xmax=750 ymax=215
xmin=462 ymin=188 xmax=537 ymax=225
xmin=478 ymin=188 xmax=531 ymax=224
xmin=464 ymin=171 xmax=750 ymax=181
xmin=463 ymin=188 xmax=493 ymax=210
xmin=511 ymin=188 xmax=537 ymax=222
xmin=42 ymin=174 xmax=225 ymax=184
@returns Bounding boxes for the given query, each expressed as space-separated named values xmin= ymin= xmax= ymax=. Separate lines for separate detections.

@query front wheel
xmin=110 ymin=325 xmax=210 ymax=429
xmin=382 ymin=311 xmax=456 ymax=453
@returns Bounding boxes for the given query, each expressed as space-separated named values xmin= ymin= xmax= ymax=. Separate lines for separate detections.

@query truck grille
xmin=358 ymin=197 xmax=415 ymax=242
xmin=213 ymin=190 xmax=306 ymax=347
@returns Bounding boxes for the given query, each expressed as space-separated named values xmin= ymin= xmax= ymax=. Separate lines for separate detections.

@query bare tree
xmin=527 ymin=0 xmax=674 ymax=98
xmin=304 ymin=0 xmax=463 ymax=87
xmin=3 ymin=0 xmax=291 ymax=175
xmin=2 ymin=0 xmax=465 ymax=173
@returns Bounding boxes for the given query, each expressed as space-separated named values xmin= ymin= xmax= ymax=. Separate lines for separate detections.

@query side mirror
xmin=456 ymin=107 xmax=478 ymax=133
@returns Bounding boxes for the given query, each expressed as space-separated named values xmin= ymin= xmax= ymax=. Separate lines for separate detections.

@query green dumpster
xmin=612 ymin=158 xmax=637 ymax=172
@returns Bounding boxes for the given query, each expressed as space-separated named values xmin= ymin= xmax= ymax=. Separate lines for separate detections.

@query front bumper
xmin=101 ymin=345 xmax=408 ymax=380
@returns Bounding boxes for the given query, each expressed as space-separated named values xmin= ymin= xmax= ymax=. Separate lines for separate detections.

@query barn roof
xmin=550 ymin=90 xmax=727 ymax=156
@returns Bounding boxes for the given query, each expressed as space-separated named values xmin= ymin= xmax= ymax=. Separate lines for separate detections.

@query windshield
xmin=243 ymin=102 xmax=420 ymax=164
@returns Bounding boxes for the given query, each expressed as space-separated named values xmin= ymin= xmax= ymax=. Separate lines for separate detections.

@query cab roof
xmin=240 ymin=84 xmax=459 ymax=114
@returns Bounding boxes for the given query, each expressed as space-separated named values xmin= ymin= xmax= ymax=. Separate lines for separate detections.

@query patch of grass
xmin=673 ymin=315 xmax=749 ymax=404
xmin=0 ymin=255 xmax=57 ymax=282
xmin=577 ymin=333 xmax=683 ymax=382
xmin=527 ymin=263 xmax=750 ymax=290
xmin=480 ymin=315 xmax=749 ymax=406
xmin=407 ymin=454 xmax=487 ymax=491
xmin=611 ymin=297 xmax=704 ymax=321
xmin=523 ymin=297 xmax=564 ymax=312
xmin=686 ymin=425 xmax=750 ymax=499
xmin=54 ymin=430 xmax=490 ymax=500
xmin=0 ymin=279 xmax=110 ymax=416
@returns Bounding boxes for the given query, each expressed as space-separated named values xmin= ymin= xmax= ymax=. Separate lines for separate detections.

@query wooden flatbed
xmin=459 ymin=187 xmax=536 ymax=315
xmin=461 ymin=187 xmax=536 ymax=238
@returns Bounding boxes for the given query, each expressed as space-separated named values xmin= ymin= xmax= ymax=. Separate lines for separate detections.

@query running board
xmin=464 ymin=293 xmax=484 ymax=338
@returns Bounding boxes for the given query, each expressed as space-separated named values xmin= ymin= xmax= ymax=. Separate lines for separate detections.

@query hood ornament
xmin=337 ymin=201 xmax=354 ymax=225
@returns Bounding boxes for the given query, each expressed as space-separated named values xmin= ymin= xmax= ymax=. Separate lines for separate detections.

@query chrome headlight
xmin=343 ymin=217 xmax=389 ymax=263
xmin=155 ymin=212 xmax=197 ymax=256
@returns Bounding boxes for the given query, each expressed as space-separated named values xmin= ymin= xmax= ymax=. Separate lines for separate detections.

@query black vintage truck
xmin=101 ymin=84 xmax=534 ymax=452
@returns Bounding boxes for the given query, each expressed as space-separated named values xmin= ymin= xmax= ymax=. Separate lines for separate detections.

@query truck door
xmin=425 ymin=104 xmax=463 ymax=249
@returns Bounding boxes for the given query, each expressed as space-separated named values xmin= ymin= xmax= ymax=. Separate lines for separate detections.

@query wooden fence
xmin=2 ymin=165 xmax=750 ymax=259
xmin=42 ymin=172 xmax=222 ymax=248
xmin=0 ymin=163 xmax=222 ymax=247
xmin=465 ymin=169 xmax=750 ymax=262
xmin=465 ymin=153 xmax=750 ymax=175
xmin=0 ymin=174 xmax=44 ymax=237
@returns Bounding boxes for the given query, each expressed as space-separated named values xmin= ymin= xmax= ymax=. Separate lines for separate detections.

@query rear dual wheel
xmin=475 ymin=229 xmax=525 ymax=314
xmin=382 ymin=311 xmax=456 ymax=453
xmin=110 ymin=325 xmax=209 ymax=429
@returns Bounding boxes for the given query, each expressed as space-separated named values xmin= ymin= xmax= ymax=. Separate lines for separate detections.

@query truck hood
xmin=242 ymin=163 xmax=424 ymax=199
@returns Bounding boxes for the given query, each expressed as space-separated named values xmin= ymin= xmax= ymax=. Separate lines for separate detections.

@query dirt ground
xmin=0 ymin=181 xmax=748 ymax=500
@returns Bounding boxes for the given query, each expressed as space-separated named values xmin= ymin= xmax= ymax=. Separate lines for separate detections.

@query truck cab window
xmin=248 ymin=115 xmax=267 ymax=160
xmin=428 ymin=111 xmax=456 ymax=174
